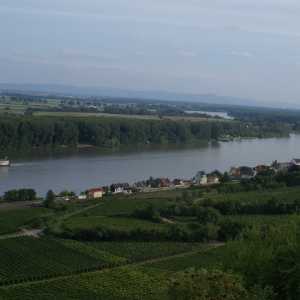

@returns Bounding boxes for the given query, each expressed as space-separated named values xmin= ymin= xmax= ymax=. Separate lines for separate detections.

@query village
xmin=53 ymin=158 xmax=300 ymax=202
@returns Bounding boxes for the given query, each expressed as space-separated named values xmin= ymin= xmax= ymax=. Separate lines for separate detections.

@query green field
xmin=0 ymin=207 xmax=50 ymax=234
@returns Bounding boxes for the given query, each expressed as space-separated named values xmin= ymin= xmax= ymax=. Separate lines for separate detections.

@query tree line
xmin=0 ymin=115 xmax=290 ymax=153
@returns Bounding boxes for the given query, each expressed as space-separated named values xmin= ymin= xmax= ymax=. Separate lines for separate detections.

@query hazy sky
xmin=1 ymin=0 xmax=300 ymax=104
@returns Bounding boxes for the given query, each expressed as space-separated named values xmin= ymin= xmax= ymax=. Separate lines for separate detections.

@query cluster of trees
xmin=2 ymin=189 xmax=36 ymax=202
xmin=167 ymin=220 xmax=300 ymax=300
xmin=168 ymin=269 xmax=274 ymax=300
xmin=0 ymin=115 xmax=291 ymax=153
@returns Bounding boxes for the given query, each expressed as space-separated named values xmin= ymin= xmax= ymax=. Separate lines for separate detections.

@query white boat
xmin=0 ymin=157 xmax=10 ymax=167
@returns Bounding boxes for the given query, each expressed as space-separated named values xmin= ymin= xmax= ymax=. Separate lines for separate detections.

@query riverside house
xmin=111 ymin=183 xmax=131 ymax=194
xmin=87 ymin=188 xmax=104 ymax=199
xmin=194 ymin=171 xmax=207 ymax=185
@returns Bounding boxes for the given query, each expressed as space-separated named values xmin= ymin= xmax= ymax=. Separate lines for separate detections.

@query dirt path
xmin=0 ymin=201 xmax=104 ymax=240
xmin=0 ymin=228 xmax=43 ymax=240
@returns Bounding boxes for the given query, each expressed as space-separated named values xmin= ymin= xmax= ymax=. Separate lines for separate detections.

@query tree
xmin=44 ymin=190 xmax=55 ymax=208
xmin=168 ymin=269 xmax=247 ymax=300
xmin=218 ymin=219 xmax=244 ymax=241
xmin=196 ymin=206 xmax=220 ymax=224
xmin=168 ymin=269 xmax=274 ymax=300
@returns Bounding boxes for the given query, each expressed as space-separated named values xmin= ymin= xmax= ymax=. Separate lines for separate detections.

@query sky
xmin=1 ymin=0 xmax=300 ymax=105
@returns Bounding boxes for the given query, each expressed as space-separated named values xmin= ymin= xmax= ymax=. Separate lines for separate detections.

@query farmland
xmin=0 ymin=237 xmax=125 ymax=285
xmin=0 ymin=184 xmax=300 ymax=299
xmin=0 ymin=207 xmax=50 ymax=235
xmin=87 ymin=241 xmax=205 ymax=262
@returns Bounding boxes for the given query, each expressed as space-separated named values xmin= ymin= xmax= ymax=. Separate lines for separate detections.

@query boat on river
xmin=0 ymin=157 xmax=10 ymax=167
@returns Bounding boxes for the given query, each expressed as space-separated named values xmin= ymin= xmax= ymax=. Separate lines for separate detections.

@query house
xmin=255 ymin=165 xmax=271 ymax=174
xmin=159 ymin=178 xmax=171 ymax=188
xmin=291 ymin=159 xmax=300 ymax=170
xmin=87 ymin=188 xmax=103 ymax=199
xmin=78 ymin=194 xmax=87 ymax=200
xmin=229 ymin=166 xmax=255 ymax=180
xmin=194 ymin=171 xmax=207 ymax=185
xmin=173 ymin=179 xmax=184 ymax=186
xmin=111 ymin=183 xmax=131 ymax=194
xmin=229 ymin=167 xmax=241 ymax=178
xmin=207 ymin=174 xmax=220 ymax=185
xmin=182 ymin=180 xmax=193 ymax=187
xmin=271 ymin=160 xmax=291 ymax=173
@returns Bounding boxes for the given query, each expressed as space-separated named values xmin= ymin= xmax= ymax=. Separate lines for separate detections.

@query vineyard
xmin=0 ymin=266 xmax=171 ymax=300
xmin=0 ymin=237 xmax=125 ymax=285
xmin=87 ymin=241 xmax=205 ymax=262
xmin=63 ymin=216 xmax=168 ymax=232
xmin=76 ymin=195 xmax=173 ymax=218
xmin=1 ymin=185 xmax=300 ymax=299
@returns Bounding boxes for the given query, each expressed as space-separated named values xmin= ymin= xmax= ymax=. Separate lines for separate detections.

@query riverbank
xmin=1 ymin=134 xmax=300 ymax=196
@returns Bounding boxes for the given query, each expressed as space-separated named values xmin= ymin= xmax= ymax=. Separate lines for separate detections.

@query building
xmin=207 ymin=174 xmax=220 ymax=185
xmin=87 ymin=188 xmax=103 ymax=199
xmin=229 ymin=167 xmax=240 ymax=178
xmin=229 ymin=166 xmax=255 ymax=179
xmin=173 ymin=179 xmax=184 ymax=186
xmin=255 ymin=165 xmax=271 ymax=174
xmin=78 ymin=194 xmax=87 ymax=200
xmin=159 ymin=178 xmax=171 ymax=188
xmin=194 ymin=171 xmax=208 ymax=185
xmin=111 ymin=183 xmax=131 ymax=194
xmin=291 ymin=159 xmax=300 ymax=170
xmin=271 ymin=160 xmax=291 ymax=173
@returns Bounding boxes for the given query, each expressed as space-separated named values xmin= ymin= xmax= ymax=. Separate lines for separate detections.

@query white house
xmin=78 ymin=194 xmax=87 ymax=200
xmin=194 ymin=171 xmax=208 ymax=185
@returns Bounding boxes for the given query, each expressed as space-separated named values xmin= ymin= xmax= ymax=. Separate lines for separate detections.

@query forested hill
xmin=0 ymin=115 xmax=291 ymax=153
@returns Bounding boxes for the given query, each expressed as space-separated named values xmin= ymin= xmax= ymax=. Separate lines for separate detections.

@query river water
xmin=1 ymin=135 xmax=300 ymax=196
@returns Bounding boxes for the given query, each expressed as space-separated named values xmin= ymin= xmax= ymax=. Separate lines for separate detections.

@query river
xmin=1 ymin=135 xmax=300 ymax=196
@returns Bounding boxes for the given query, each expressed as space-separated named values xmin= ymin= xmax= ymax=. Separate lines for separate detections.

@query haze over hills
xmin=0 ymin=83 xmax=296 ymax=110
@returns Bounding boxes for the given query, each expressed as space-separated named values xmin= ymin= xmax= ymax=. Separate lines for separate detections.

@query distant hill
xmin=0 ymin=82 xmax=293 ymax=109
